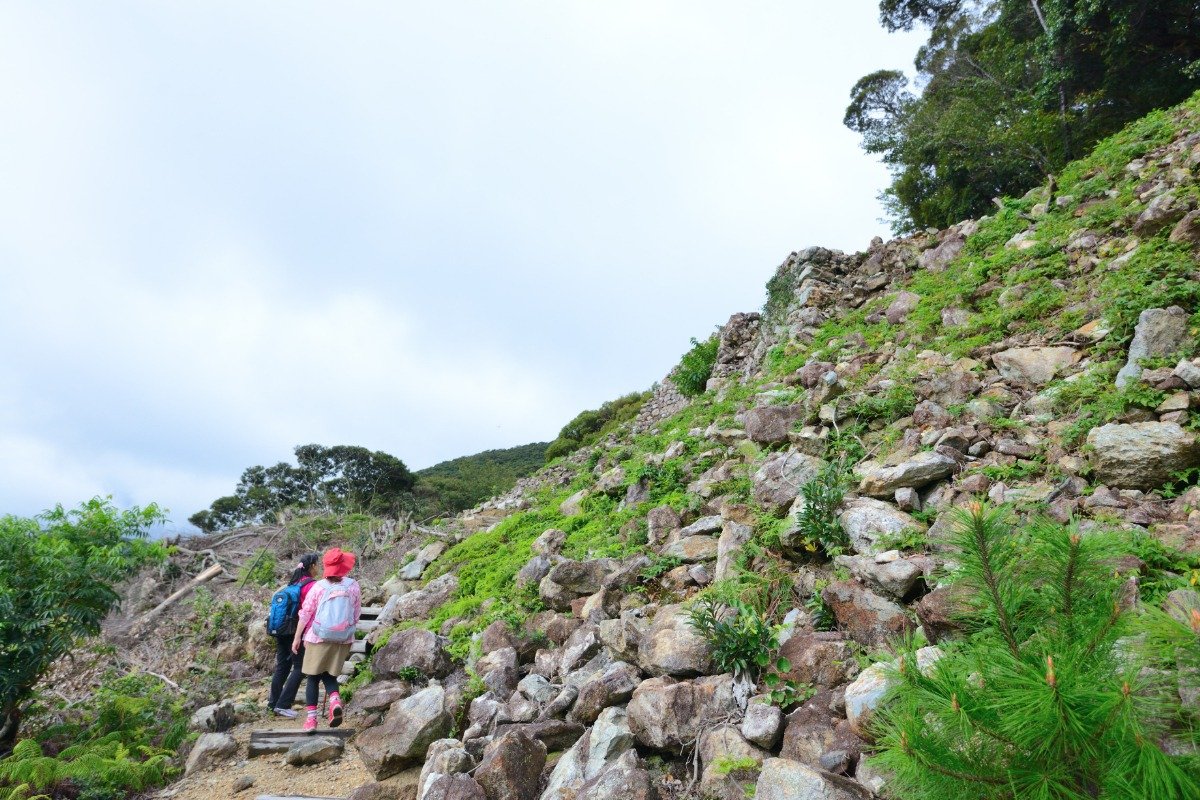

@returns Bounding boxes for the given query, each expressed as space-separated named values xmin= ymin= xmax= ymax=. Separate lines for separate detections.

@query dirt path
xmin=153 ymin=716 xmax=374 ymax=800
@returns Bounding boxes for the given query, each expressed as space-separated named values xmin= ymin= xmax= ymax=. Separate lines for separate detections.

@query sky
xmin=0 ymin=2 xmax=924 ymax=530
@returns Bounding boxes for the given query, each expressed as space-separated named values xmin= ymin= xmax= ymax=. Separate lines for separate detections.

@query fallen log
xmin=134 ymin=563 xmax=224 ymax=632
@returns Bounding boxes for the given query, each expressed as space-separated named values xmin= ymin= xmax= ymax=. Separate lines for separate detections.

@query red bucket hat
xmin=323 ymin=547 xmax=357 ymax=578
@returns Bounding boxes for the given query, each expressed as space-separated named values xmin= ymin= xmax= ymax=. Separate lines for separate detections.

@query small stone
xmin=232 ymin=776 xmax=254 ymax=793
xmin=894 ymin=487 xmax=920 ymax=512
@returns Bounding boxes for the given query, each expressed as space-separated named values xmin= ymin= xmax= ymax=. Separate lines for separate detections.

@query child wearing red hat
xmin=291 ymin=547 xmax=361 ymax=733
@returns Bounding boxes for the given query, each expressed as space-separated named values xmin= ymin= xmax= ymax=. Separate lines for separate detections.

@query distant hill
xmin=413 ymin=442 xmax=548 ymax=518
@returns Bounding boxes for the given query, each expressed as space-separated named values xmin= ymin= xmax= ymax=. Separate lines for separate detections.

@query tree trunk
xmin=0 ymin=705 xmax=22 ymax=758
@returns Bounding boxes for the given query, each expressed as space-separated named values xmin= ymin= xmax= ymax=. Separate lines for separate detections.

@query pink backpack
xmin=312 ymin=579 xmax=356 ymax=643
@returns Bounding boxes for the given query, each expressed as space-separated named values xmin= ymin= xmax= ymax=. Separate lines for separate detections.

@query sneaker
xmin=273 ymin=707 xmax=298 ymax=718
xmin=328 ymin=697 xmax=343 ymax=728
xmin=303 ymin=713 xmax=318 ymax=734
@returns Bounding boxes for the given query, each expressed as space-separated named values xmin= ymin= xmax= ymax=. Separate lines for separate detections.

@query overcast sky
xmin=0 ymin=3 xmax=923 ymax=529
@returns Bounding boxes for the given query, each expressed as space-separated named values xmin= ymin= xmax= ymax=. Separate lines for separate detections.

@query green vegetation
xmin=544 ymin=392 xmax=650 ymax=462
xmin=237 ymin=547 xmax=278 ymax=586
xmin=187 ymin=588 xmax=251 ymax=646
xmin=413 ymin=443 xmax=549 ymax=518
xmin=189 ymin=444 xmax=415 ymax=531
xmin=674 ymin=334 xmax=720 ymax=397
xmin=687 ymin=596 xmax=787 ymax=681
xmin=792 ymin=464 xmax=850 ymax=556
xmin=0 ymin=499 xmax=167 ymax=753
xmin=0 ymin=671 xmax=187 ymax=799
xmin=848 ymin=0 xmax=1200 ymax=231
xmin=870 ymin=504 xmax=1199 ymax=799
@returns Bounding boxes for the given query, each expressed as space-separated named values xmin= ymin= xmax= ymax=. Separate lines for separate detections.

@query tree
xmin=0 ymin=498 xmax=167 ymax=754
xmin=189 ymin=444 xmax=416 ymax=531
xmin=871 ymin=504 xmax=1200 ymax=798
xmin=848 ymin=0 xmax=1200 ymax=231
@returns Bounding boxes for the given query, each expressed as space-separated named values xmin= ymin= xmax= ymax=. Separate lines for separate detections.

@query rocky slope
xmin=119 ymin=92 xmax=1200 ymax=799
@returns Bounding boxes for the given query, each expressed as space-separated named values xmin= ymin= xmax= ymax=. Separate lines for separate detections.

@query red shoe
xmin=328 ymin=694 xmax=343 ymax=728
xmin=303 ymin=711 xmax=318 ymax=735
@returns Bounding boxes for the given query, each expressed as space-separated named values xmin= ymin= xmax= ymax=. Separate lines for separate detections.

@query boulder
xmin=838 ymin=499 xmax=927 ymax=554
xmin=885 ymin=291 xmax=921 ymax=324
xmin=559 ymin=623 xmax=602 ymax=677
xmin=184 ymin=732 xmax=237 ymax=775
xmin=626 ymin=674 xmax=737 ymax=751
xmin=992 ymin=346 xmax=1080 ymax=387
xmin=351 ymin=680 xmax=415 ymax=714
xmin=190 ymin=700 xmax=235 ymax=733
xmin=356 ymin=686 xmax=453 ymax=780
xmin=1087 ymin=422 xmax=1200 ymax=489
xmin=661 ymin=535 xmax=719 ymax=563
xmin=845 ymin=646 xmax=942 ymax=739
xmin=1116 ymin=306 xmax=1191 ymax=388
xmin=679 ymin=515 xmax=724 ymax=536
xmin=419 ymin=739 xmax=476 ymax=800
xmin=477 ymin=647 xmax=521 ymax=698
xmin=741 ymin=701 xmax=783 ymax=749
xmin=570 ymin=661 xmax=642 ymax=724
xmin=716 ymin=520 xmax=752 ymax=582
xmin=779 ymin=631 xmax=862 ymax=689
xmin=1134 ymin=191 xmax=1188 ymax=236
xmin=541 ymin=706 xmax=636 ymax=800
xmin=532 ymin=528 xmax=567 ymax=556
xmin=373 ymin=629 xmax=453 ymax=680
xmin=754 ymin=758 xmax=870 ymax=800
xmin=917 ymin=234 xmax=964 ymax=272
xmin=779 ymin=702 xmax=837 ymax=767
xmin=386 ymin=574 xmax=459 ymax=624
xmin=515 ymin=555 xmax=553 ymax=590
xmin=699 ymin=724 xmax=767 ymax=798
xmin=286 ymin=736 xmax=344 ymax=766
xmin=475 ymin=730 xmax=547 ymax=800
xmin=821 ymin=581 xmax=914 ymax=647
xmin=857 ymin=452 xmax=956 ymax=497
xmin=423 ymin=775 xmax=488 ymax=800
xmin=754 ymin=452 xmax=827 ymax=513
xmin=560 ymin=490 xmax=587 ymax=517
xmin=637 ymin=604 xmax=714 ymax=677
xmin=647 ymin=506 xmax=681 ymax=546
xmin=574 ymin=749 xmax=656 ymax=800
xmin=517 ymin=673 xmax=556 ymax=704
xmin=547 ymin=559 xmax=615 ymax=595
xmin=493 ymin=719 xmax=586 ymax=752
xmin=834 ymin=554 xmax=925 ymax=601
xmin=744 ymin=405 xmax=805 ymax=444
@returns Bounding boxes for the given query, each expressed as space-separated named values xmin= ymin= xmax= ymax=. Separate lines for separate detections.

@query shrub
xmin=544 ymin=392 xmax=650 ymax=461
xmin=674 ymin=335 xmax=720 ymax=397
xmin=237 ymin=548 xmax=277 ymax=586
xmin=687 ymin=597 xmax=786 ymax=681
xmin=793 ymin=464 xmax=849 ymax=556
xmin=869 ymin=504 xmax=1199 ymax=799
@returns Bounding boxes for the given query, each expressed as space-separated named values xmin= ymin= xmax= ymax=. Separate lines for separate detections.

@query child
xmin=266 ymin=553 xmax=320 ymax=717
xmin=291 ymin=547 xmax=361 ymax=733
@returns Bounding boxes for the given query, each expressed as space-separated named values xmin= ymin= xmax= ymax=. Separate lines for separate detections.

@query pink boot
xmin=303 ymin=706 xmax=318 ymax=734
xmin=328 ymin=692 xmax=343 ymax=728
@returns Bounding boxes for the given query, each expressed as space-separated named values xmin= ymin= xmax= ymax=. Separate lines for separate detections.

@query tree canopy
xmin=848 ymin=0 xmax=1200 ymax=231
xmin=0 ymin=498 xmax=167 ymax=752
xmin=189 ymin=444 xmax=416 ymax=531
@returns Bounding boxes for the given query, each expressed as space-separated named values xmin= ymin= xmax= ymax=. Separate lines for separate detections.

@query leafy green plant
xmin=674 ymin=335 xmax=720 ymax=397
xmin=711 ymin=755 xmax=762 ymax=778
xmin=0 ymin=499 xmax=167 ymax=752
xmin=805 ymin=579 xmax=836 ymax=632
xmin=875 ymin=527 xmax=928 ymax=552
xmin=394 ymin=666 xmax=425 ymax=683
xmin=869 ymin=504 xmax=1199 ymax=799
xmin=761 ymin=671 xmax=814 ymax=710
xmin=237 ymin=548 xmax=278 ymax=586
xmin=639 ymin=554 xmax=683 ymax=582
xmin=687 ymin=597 xmax=787 ymax=681
xmin=794 ymin=464 xmax=849 ymax=556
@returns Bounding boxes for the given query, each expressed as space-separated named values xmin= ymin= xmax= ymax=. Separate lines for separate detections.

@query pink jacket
xmin=297 ymin=577 xmax=362 ymax=645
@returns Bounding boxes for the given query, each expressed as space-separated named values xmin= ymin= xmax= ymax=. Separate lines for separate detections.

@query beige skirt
xmin=302 ymin=641 xmax=351 ymax=676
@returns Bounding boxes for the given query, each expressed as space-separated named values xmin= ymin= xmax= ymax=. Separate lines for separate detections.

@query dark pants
xmin=267 ymin=635 xmax=305 ymax=710
xmin=305 ymin=672 xmax=340 ymax=707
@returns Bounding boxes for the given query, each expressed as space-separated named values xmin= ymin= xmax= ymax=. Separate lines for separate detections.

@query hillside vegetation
xmin=9 ymin=85 xmax=1200 ymax=800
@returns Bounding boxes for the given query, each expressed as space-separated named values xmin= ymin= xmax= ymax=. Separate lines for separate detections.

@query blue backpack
xmin=266 ymin=581 xmax=306 ymax=636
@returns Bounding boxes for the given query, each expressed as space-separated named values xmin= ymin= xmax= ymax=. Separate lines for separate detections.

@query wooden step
xmin=249 ymin=728 xmax=356 ymax=757
xmin=359 ymin=606 xmax=384 ymax=618
xmin=350 ymin=639 xmax=369 ymax=655
xmin=356 ymin=619 xmax=380 ymax=632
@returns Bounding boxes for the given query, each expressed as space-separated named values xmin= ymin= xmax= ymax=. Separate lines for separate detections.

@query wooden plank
xmin=356 ymin=619 xmax=380 ymax=632
xmin=350 ymin=639 xmax=369 ymax=655
xmin=359 ymin=606 xmax=384 ymax=617
xmin=248 ymin=728 xmax=356 ymax=757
